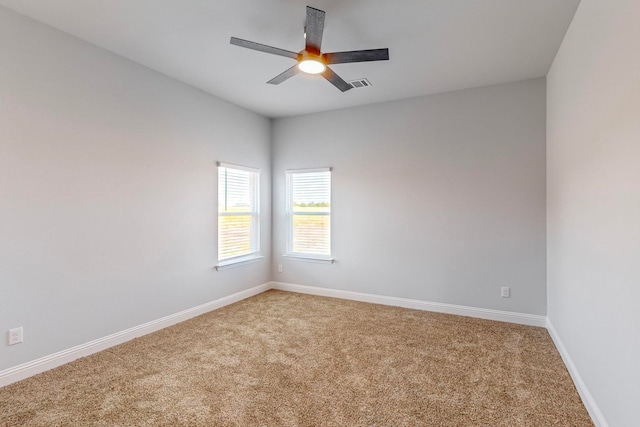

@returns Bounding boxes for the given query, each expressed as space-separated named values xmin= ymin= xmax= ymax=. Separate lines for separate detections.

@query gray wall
xmin=547 ymin=0 xmax=640 ymax=425
xmin=0 ymin=7 xmax=271 ymax=370
xmin=272 ymin=78 xmax=547 ymax=315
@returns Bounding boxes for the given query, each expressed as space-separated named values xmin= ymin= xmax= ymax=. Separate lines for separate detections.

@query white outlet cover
xmin=501 ymin=287 xmax=510 ymax=298
xmin=8 ymin=327 xmax=23 ymax=345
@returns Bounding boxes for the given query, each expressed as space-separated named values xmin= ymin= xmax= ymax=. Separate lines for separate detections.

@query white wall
xmin=0 ymin=7 xmax=271 ymax=371
xmin=547 ymin=0 xmax=640 ymax=425
xmin=272 ymin=78 xmax=547 ymax=315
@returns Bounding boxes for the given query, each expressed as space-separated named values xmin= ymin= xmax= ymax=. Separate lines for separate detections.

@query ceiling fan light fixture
xmin=298 ymin=58 xmax=326 ymax=74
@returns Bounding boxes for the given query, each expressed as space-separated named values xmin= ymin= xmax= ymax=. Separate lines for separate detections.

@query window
xmin=217 ymin=162 xmax=260 ymax=268
xmin=286 ymin=168 xmax=332 ymax=261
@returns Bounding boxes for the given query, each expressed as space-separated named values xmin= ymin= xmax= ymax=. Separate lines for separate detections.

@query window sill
xmin=283 ymin=254 xmax=334 ymax=264
xmin=215 ymin=255 xmax=264 ymax=271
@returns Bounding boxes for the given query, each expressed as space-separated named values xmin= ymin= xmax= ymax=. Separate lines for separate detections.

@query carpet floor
xmin=0 ymin=290 xmax=592 ymax=426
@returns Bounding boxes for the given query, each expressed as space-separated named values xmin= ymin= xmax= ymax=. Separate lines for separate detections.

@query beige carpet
xmin=0 ymin=290 xmax=592 ymax=426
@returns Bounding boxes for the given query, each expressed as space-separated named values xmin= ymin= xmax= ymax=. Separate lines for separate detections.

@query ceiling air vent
xmin=347 ymin=78 xmax=372 ymax=89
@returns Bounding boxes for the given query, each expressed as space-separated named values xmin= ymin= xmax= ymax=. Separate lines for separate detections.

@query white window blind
xmin=218 ymin=163 xmax=260 ymax=262
xmin=286 ymin=168 xmax=331 ymax=258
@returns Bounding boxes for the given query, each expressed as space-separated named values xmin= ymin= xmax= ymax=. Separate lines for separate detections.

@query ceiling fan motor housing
xmin=298 ymin=51 xmax=324 ymax=63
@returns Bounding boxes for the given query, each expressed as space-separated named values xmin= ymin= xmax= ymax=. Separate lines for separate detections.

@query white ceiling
xmin=0 ymin=0 xmax=580 ymax=118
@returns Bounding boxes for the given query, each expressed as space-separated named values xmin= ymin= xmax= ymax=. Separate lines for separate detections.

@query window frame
xmin=285 ymin=167 xmax=333 ymax=263
xmin=216 ymin=162 xmax=262 ymax=270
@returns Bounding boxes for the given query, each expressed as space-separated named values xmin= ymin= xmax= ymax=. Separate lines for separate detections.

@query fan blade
xmin=323 ymin=48 xmax=389 ymax=64
xmin=230 ymin=37 xmax=298 ymax=59
xmin=322 ymin=67 xmax=352 ymax=92
xmin=305 ymin=7 xmax=325 ymax=55
xmin=267 ymin=65 xmax=300 ymax=85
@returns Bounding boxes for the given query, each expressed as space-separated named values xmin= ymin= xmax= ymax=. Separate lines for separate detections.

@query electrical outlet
xmin=501 ymin=287 xmax=510 ymax=298
xmin=8 ymin=327 xmax=23 ymax=345
xmin=278 ymin=264 xmax=283 ymax=273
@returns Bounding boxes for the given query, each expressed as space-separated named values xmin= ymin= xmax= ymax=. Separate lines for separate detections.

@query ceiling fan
xmin=230 ymin=6 xmax=389 ymax=92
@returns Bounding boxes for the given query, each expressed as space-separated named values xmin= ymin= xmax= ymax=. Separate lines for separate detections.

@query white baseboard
xmin=1 ymin=280 xmax=600 ymax=427
xmin=0 ymin=282 xmax=271 ymax=388
xmin=270 ymin=282 xmax=547 ymax=327
xmin=546 ymin=319 xmax=608 ymax=427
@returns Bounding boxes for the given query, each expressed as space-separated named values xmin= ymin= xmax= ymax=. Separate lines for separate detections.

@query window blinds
xmin=286 ymin=169 xmax=331 ymax=257
xmin=218 ymin=163 xmax=260 ymax=261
